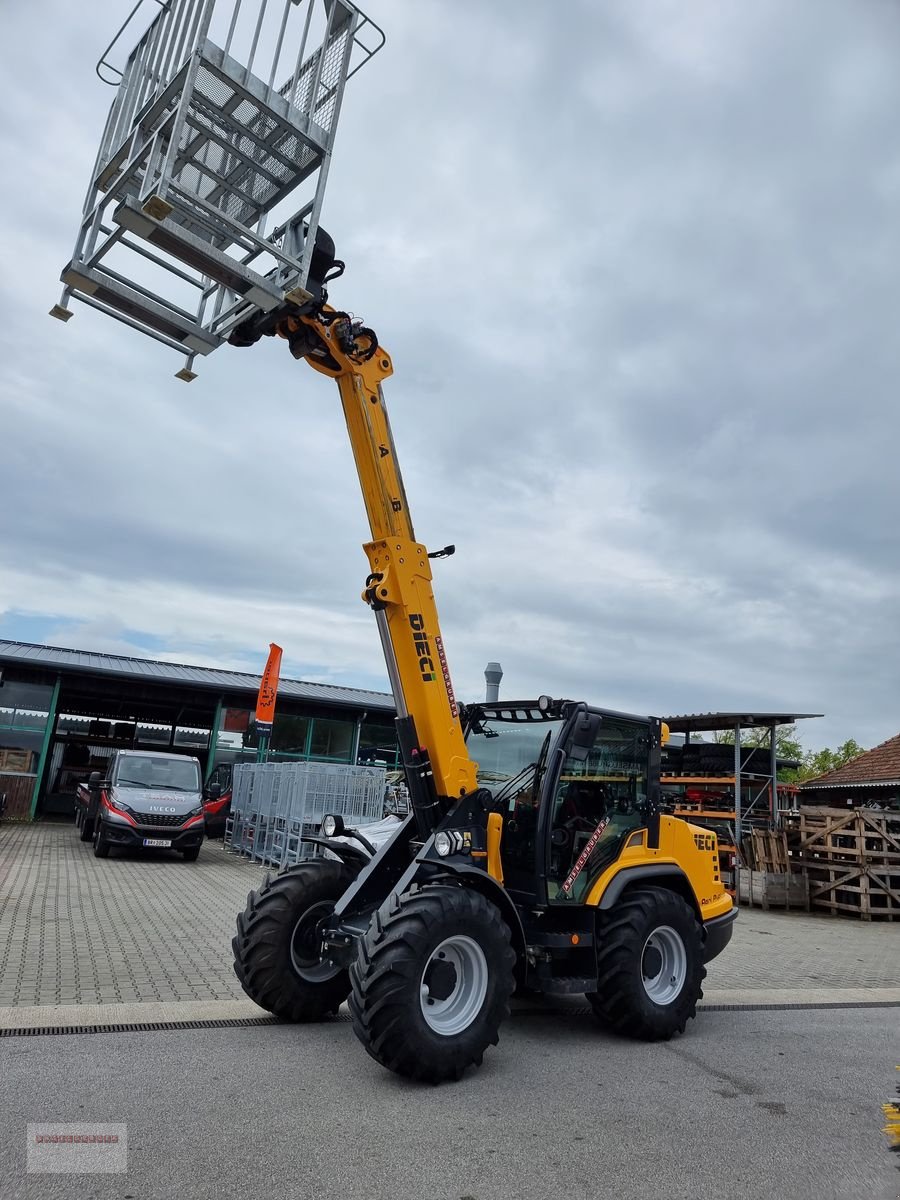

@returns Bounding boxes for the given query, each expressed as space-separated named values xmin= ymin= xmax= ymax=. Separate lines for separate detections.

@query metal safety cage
xmin=51 ymin=0 xmax=384 ymax=378
xmin=224 ymin=760 xmax=385 ymax=868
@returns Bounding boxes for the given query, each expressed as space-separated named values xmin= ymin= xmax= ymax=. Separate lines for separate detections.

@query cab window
xmin=547 ymin=715 xmax=649 ymax=903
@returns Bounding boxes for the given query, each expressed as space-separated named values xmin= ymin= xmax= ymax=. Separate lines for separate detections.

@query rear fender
xmin=596 ymin=863 xmax=700 ymax=919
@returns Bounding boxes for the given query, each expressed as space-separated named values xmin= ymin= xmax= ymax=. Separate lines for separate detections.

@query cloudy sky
xmin=1 ymin=0 xmax=898 ymax=751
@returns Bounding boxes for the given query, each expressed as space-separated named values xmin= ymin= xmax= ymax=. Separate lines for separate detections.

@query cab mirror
xmin=88 ymin=771 xmax=102 ymax=788
xmin=207 ymin=782 xmax=222 ymax=800
xmin=567 ymin=712 xmax=602 ymax=762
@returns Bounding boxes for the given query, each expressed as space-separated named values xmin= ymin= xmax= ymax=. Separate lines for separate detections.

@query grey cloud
xmin=1 ymin=0 xmax=898 ymax=751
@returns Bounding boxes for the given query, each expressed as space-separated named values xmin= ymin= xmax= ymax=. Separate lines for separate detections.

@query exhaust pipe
xmin=484 ymin=662 xmax=503 ymax=704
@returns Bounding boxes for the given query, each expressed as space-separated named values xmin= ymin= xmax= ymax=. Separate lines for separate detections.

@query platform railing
xmin=53 ymin=0 xmax=384 ymax=376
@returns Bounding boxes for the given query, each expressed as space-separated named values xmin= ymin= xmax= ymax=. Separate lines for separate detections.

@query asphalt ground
xmin=1 ymin=1005 xmax=897 ymax=1200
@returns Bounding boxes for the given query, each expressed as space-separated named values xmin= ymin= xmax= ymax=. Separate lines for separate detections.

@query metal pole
xmin=734 ymin=722 xmax=742 ymax=875
xmin=351 ymin=713 xmax=363 ymax=764
xmin=770 ymin=724 xmax=778 ymax=825
xmin=256 ymin=732 xmax=269 ymax=763
xmin=29 ymin=675 xmax=61 ymax=820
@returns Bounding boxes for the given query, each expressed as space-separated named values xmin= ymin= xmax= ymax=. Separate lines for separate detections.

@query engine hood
xmin=110 ymin=786 xmax=202 ymax=815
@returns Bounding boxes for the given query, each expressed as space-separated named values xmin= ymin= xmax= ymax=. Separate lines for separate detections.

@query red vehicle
xmin=202 ymin=763 xmax=232 ymax=837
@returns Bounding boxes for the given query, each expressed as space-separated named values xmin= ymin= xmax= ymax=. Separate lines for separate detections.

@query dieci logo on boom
xmin=408 ymin=614 xmax=436 ymax=682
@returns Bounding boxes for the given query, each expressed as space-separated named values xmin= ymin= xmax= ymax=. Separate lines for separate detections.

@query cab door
xmin=543 ymin=712 xmax=654 ymax=905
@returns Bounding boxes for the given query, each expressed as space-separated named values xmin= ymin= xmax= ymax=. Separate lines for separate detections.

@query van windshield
xmin=115 ymin=756 xmax=201 ymax=791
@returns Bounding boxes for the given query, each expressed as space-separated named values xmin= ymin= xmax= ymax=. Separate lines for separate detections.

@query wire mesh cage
xmin=51 ymin=0 xmax=383 ymax=377
xmin=224 ymin=759 xmax=385 ymax=867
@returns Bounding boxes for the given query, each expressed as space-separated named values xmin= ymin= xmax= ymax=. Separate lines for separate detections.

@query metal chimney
xmin=484 ymin=662 xmax=503 ymax=703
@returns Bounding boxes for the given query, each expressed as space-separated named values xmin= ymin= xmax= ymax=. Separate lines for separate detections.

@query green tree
xmin=784 ymin=738 xmax=866 ymax=784
xmin=713 ymin=724 xmax=805 ymax=763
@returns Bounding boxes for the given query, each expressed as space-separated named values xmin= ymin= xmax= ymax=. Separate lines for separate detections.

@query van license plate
xmin=143 ymin=838 xmax=172 ymax=848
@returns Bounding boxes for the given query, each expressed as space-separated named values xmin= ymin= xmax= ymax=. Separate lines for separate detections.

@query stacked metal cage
xmin=52 ymin=0 xmax=383 ymax=376
xmin=224 ymin=759 xmax=385 ymax=866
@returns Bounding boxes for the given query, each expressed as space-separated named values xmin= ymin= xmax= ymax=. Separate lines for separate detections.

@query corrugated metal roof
xmin=664 ymin=711 xmax=822 ymax=733
xmin=0 ymin=640 xmax=394 ymax=711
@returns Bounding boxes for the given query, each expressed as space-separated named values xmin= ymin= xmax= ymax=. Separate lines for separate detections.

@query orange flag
xmin=255 ymin=643 xmax=283 ymax=736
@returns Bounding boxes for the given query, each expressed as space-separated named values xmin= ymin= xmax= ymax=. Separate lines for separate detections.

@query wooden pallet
xmin=748 ymin=828 xmax=791 ymax=873
xmin=780 ymin=807 xmax=900 ymax=921
xmin=738 ymin=868 xmax=810 ymax=912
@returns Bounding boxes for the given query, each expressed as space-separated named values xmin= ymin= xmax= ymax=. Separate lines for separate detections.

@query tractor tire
xmin=349 ymin=883 xmax=515 ymax=1083
xmin=232 ymin=859 xmax=355 ymax=1021
xmin=587 ymin=886 xmax=705 ymax=1041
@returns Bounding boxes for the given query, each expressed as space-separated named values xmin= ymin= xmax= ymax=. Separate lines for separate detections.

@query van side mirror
xmin=567 ymin=712 xmax=602 ymax=762
xmin=206 ymin=782 xmax=222 ymax=800
xmin=88 ymin=771 xmax=102 ymax=788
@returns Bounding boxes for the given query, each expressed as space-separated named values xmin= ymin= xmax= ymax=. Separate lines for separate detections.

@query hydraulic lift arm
xmin=266 ymin=305 xmax=478 ymax=833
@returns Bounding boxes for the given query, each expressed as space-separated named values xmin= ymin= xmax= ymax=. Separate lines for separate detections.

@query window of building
xmin=358 ymin=721 xmax=398 ymax=767
xmin=0 ymin=681 xmax=53 ymax=733
xmin=271 ymin=714 xmax=310 ymax=755
xmin=308 ymin=717 xmax=353 ymax=762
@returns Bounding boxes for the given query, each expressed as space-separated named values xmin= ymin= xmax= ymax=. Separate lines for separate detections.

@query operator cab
xmin=463 ymin=700 xmax=662 ymax=908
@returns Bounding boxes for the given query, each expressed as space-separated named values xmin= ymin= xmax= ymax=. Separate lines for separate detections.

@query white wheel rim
xmin=420 ymin=935 xmax=489 ymax=1036
xmin=641 ymin=925 xmax=687 ymax=1005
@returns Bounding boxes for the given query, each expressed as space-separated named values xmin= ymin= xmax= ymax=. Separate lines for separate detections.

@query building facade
xmin=0 ymin=641 xmax=396 ymax=821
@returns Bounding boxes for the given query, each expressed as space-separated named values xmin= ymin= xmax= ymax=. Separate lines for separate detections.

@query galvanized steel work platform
xmin=51 ymin=0 xmax=383 ymax=377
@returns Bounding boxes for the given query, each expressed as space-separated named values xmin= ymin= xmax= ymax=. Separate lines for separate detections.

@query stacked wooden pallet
xmin=781 ymin=807 xmax=900 ymax=921
xmin=738 ymin=829 xmax=810 ymax=911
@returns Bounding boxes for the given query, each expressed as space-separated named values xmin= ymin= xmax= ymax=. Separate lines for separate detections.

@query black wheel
xmin=92 ymin=819 xmax=110 ymax=858
xmin=587 ymin=886 xmax=705 ymax=1040
xmin=349 ymin=884 xmax=515 ymax=1083
xmin=78 ymin=808 xmax=93 ymax=842
xmin=182 ymin=846 xmax=201 ymax=862
xmin=232 ymin=859 xmax=355 ymax=1021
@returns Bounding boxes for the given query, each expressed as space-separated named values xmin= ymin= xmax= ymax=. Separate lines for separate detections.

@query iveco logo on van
xmin=149 ymin=805 xmax=178 ymax=814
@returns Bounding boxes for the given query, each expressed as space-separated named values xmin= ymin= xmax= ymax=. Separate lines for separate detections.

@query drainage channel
xmin=1 ymin=1015 xmax=294 ymax=1038
xmin=1 ymin=1000 xmax=896 ymax=1038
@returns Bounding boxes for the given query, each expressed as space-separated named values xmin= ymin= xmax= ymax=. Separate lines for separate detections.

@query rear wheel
xmin=92 ymin=820 xmax=110 ymax=858
xmin=78 ymin=808 xmax=93 ymax=842
xmin=349 ymin=884 xmax=515 ymax=1083
xmin=232 ymin=859 xmax=355 ymax=1021
xmin=587 ymin=887 xmax=704 ymax=1040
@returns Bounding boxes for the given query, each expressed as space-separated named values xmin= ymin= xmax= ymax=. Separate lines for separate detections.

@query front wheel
xmin=182 ymin=846 xmax=201 ymax=862
xmin=587 ymin=886 xmax=705 ymax=1040
xmin=232 ymin=859 xmax=355 ymax=1021
xmin=349 ymin=884 xmax=515 ymax=1083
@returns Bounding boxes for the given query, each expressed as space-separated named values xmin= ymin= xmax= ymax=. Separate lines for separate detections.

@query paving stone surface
xmin=0 ymin=823 xmax=897 ymax=1008
xmin=0 ymin=823 xmax=266 ymax=1007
